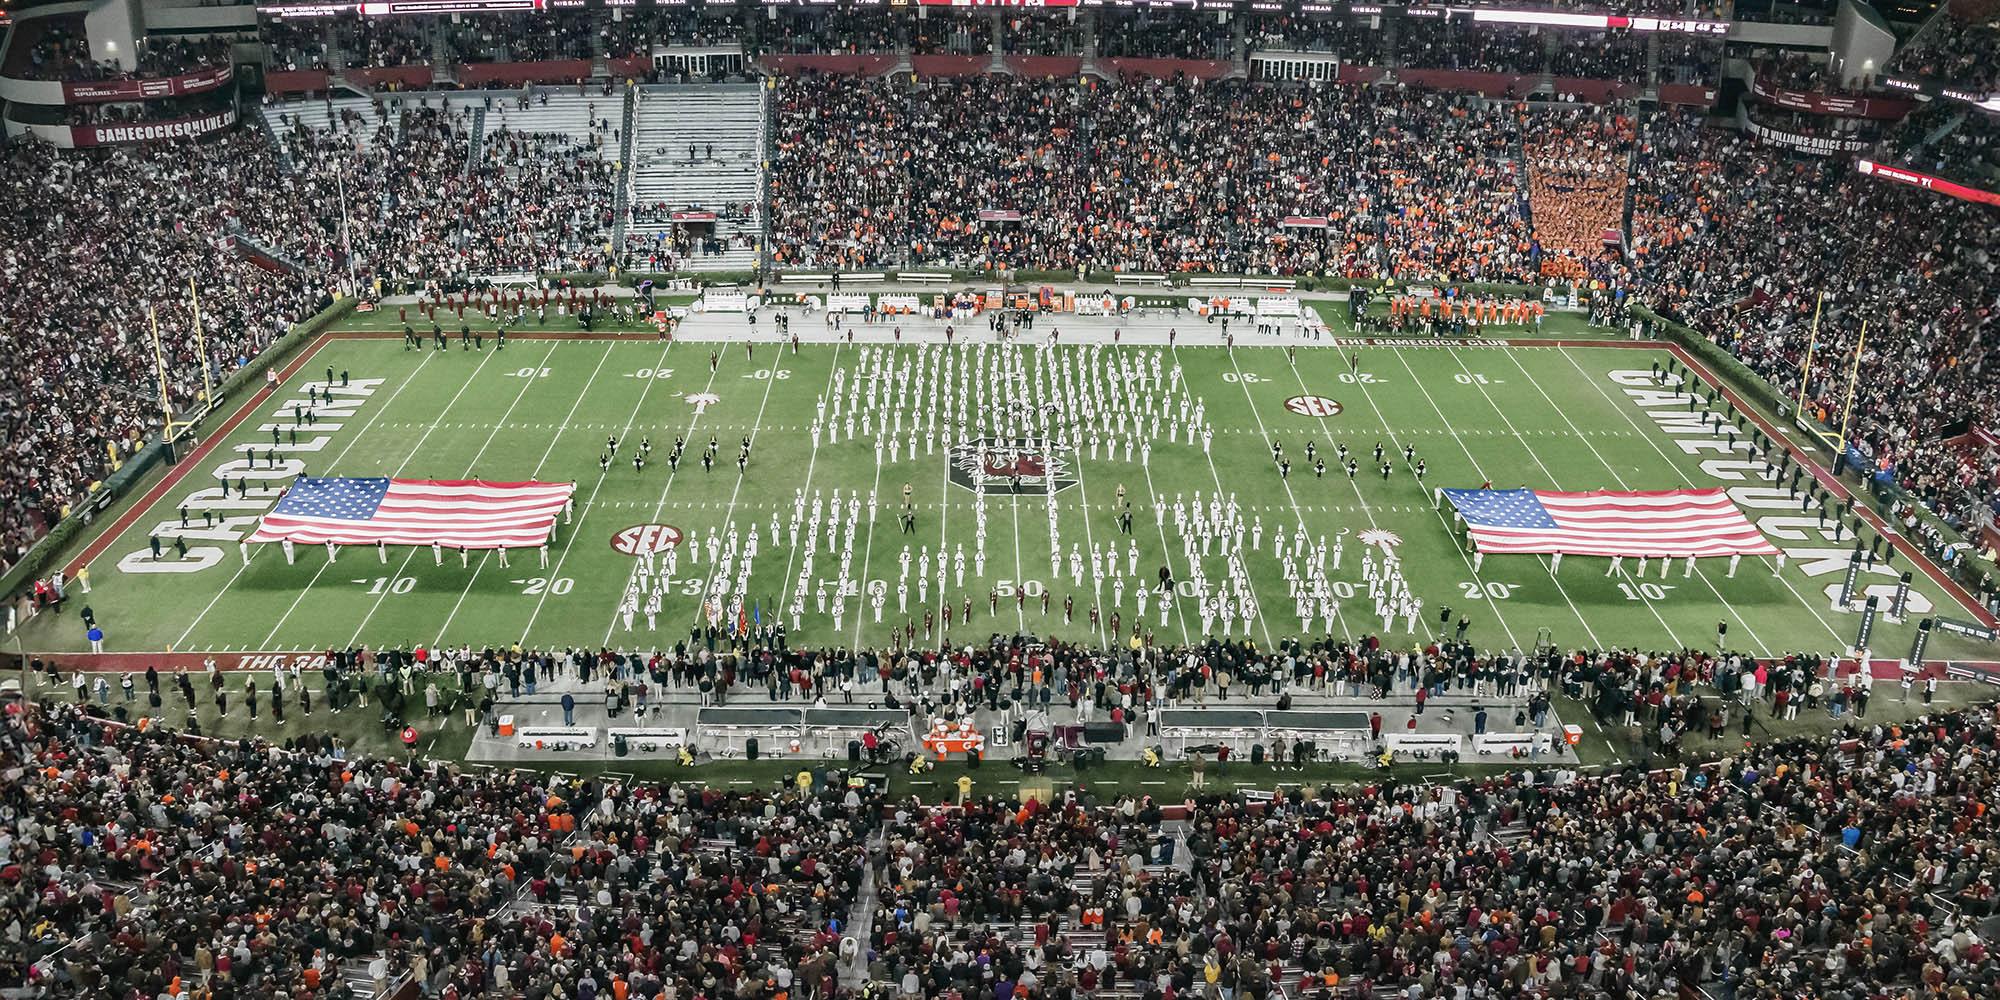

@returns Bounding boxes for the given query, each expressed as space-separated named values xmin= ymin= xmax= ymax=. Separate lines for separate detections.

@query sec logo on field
xmin=611 ymin=523 xmax=683 ymax=556
xmin=1283 ymin=395 xmax=1343 ymax=417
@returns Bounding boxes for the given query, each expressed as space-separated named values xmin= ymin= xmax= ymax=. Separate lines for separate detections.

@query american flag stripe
xmin=1442 ymin=487 xmax=1779 ymax=559
xmin=249 ymin=478 xmax=573 ymax=549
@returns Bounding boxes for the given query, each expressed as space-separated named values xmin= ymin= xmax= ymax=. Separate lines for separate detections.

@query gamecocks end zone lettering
xmin=949 ymin=437 xmax=1079 ymax=495
xmin=611 ymin=523 xmax=683 ymax=555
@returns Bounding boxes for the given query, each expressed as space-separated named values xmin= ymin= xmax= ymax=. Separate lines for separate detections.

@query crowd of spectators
xmin=1002 ymin=14 xmax=1089 ymax=56
xmin=1732 ymin=0 xmax=1839 ymax=24
xmin=446 ymin=11 xmax=596 ymax=64
xmin=599 ymin=5 xmax=740 ymax=60
xmin=282 ymin=100 xmax=475 ymax=280
xmin=1244 ymin=12 xmax=1378 ymax=57
xmin=768 ymin=76 xmax=1533 ymax=281
xmin=13 ymin=26 xmax=231 ymax=82
xmin=8 ymin=697 xmax=876 ymax=1000
xmin=12 ymin=639 xmax=2000 ymax=999
xmin=0 ymin=132 xmax=327 ymax=575
xmin=1097 ymin=10 xmax=1232 ymax=61
xmin=1887 ymin=11 xmax=2000 ymax=94
xmin=910 ymin=13 xmax=995 ymax=57
xmin=1549 ymin=30 xmax=1648 ymax=82
xmin=1399 ymin=22 xmax=1548 ymax=76
xmin=1888 ymin=102 xmax=2000 ymax=188
xmin=211 ymin=8 xmax=1742 ymax=83
xmin=329 ymin=12 xmax=433 ymax=70
xmin=466 ymin=124 xmax=618 ymax=274
xmin=759 ymin=10 xmax=897 ymax=56
xmin=1524 ymin=109 xmax=1633 ymax=281
xmin=261 ymin=17 xmax=333 ymax=72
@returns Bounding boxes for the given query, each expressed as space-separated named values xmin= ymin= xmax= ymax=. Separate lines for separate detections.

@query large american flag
xmin=1440 ymin=488 xmax=1779 ymax=559
xmin=249 ymin=477 xmax=574 ymax=549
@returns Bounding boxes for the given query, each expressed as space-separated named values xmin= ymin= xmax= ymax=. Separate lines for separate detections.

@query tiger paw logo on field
xmin=1359 ymin=529 xmax=1403 ymax=552
xmin=949 ymin=437 xmax=1078 ymax=495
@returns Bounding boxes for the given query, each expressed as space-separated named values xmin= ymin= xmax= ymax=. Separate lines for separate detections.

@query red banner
xmin=1098 ymin=58 xmax=1232 ymax=81
xmin=909 ymin=55 xmax=990 ymax=78
xmin=1280 ymin=216 xmax=1329 ymax=229
xmin=63 ymin=64 xmax=234 ymax=104
xmin=266 ymin=69 xmax=332 ymax=94
xmin=978 ymin=209 xmax=1023 ymax=222
xmin=758 ymin=54 xmax=897 ymax=77
xmin=670 ymin=211 xmax=718 ymax=222
xmin=457 ymin=59 xmax=593 ymax=86
xmin=1855 ymin=159 xmax=2000 ymax=208
xmin=1658 ymin=83 xmax=1717 ymax=107
xmin=1005 ymin=55 xmax=1082 ymax=78
xmin=1748 ymin=77 xmax=1914 ymax=120
xmin=1396 ymin=69 xmax=1537 ymax=98
xmin=70 ymin=107 xmax=237 ymax=147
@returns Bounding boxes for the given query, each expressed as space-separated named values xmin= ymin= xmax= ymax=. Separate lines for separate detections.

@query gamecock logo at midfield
xmin=950 ymin=437 xmax=1079 ymax=495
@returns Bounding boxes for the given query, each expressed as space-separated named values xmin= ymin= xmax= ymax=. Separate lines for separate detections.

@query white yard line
xmin=774 ymin=342 xmax=845 ymax=637
xmin=1163 ymin=343 xmax=1272 ymax=649
xmin=259 ymin=347 xmax=505 ymax=647
xmin=174 ymin=349 xmax=443 ymax=650
xmin=1111 ymin=345 xmax=1193 ymax=646
xmin=432 ymin=342 xmax=620 ymax=647
xmin=1553 ymin=347 xmax=1847 ymax=648
xmin=1344 ymin=350 xmax=1541 ymax=650
xmin=1057 ymin=349 xmax=1112 ymax=649
xmin=1432 ymin=346 xmax=1684 ymax=649
xmin=341 ymin=342 xmax=562 ymax=646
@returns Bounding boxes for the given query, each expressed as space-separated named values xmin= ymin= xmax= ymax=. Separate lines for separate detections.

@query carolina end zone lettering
xmin=117 ymin=378 xmax=386 ymax=576
xmin=1605 ymin=369 xmax=1933 ymax=616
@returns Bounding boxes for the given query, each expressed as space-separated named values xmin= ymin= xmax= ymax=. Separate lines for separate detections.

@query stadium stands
xmin=13 ymin=682 xmax=2000 ymax=998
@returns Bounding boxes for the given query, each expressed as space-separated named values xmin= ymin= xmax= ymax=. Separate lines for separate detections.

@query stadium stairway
xmin=614 ymin=86 xmax=637 ymax=250
xmin=625 ymin=83 xmax=766 ymax=272
xmin=838 ymin=828 xmax=889 ymax=988
xmin=254 ymin=106 xmax=296 ymax=174
xmin=465 ymin=105 xmax=486 ymax=175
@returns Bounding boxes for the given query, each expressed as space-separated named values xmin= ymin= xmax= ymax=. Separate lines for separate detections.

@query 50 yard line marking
xmin=260 ymin=346 xmax=507 ymax=647
xmin=429 ymin=341 xmax=619 ymax=647
xmin=339 ymin=341 xmax=563 ymax=647
xmin=517 ymin=340 xmax=676 ymax=643
xmin=174 ymin=347 xmax=441 ymax=651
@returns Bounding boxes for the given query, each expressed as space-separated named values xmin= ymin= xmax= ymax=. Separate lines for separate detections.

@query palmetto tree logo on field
xmin=1358 ymin=529 xmax=1403 ymax=552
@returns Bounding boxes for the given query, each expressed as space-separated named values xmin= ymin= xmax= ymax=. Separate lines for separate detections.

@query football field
xmin=26 ymin=305 xmax=1998 ymax=669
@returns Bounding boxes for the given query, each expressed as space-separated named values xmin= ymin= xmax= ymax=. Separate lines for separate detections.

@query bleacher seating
xmin=624 ymin=83 xmax=765 ymax=273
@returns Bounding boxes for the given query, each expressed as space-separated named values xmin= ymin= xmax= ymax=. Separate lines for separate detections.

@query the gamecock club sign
xmin=949 ymin=437 xmax=1079 ymax=495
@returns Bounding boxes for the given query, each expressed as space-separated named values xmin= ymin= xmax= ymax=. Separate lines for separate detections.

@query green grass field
xmin=19 ymin=305 xmax=1994 ymax=668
